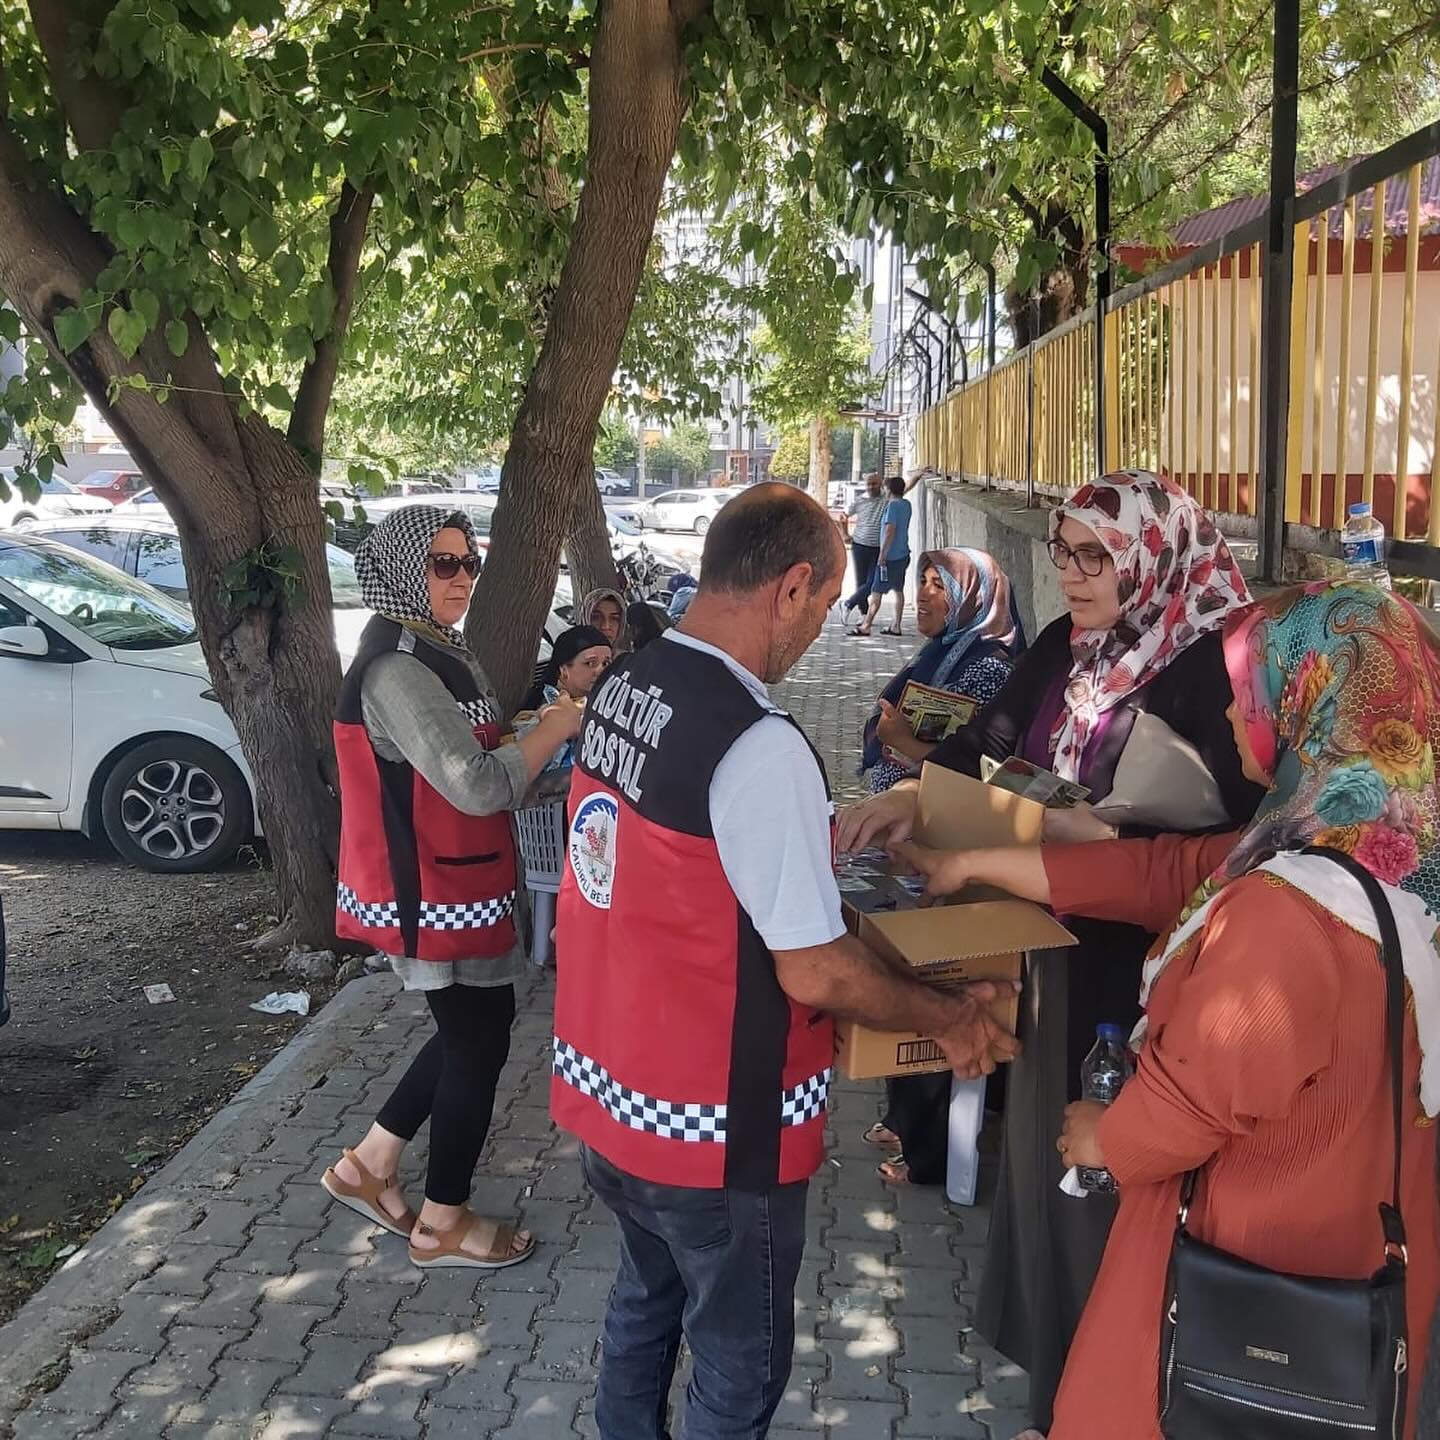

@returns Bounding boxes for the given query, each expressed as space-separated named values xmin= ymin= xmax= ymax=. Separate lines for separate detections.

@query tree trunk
xmin=466 ymin=0 xmax=708 ymax=711
xmin=567 ymin=480 xmax=622 ymax=612
xmin=807 ymin=414 xmax=832 ymax=505
xmin=0 ymin=129 xmax=342 ymax=949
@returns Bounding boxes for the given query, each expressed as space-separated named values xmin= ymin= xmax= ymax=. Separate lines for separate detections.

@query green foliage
xmin=768 ymin=427 xmax=810 ymax=480
xmin=593 ymin=410 xmax=639 ymax=470
xmin=648 ymin=421 xmax=712 ymax=481
xmin=219 ymin=539 xmax=308 ymax=616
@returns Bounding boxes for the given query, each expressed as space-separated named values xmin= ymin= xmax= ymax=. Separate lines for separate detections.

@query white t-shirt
xmin=663 ymin=632 xmax=845 ymax=952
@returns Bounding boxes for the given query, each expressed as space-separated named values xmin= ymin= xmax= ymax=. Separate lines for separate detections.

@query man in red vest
xmin=553 ymin=484 xmax=1017 ymax=1439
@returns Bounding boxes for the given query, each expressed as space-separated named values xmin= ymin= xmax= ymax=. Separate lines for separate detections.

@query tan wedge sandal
xmin=408 ymin=1215 xmax=535 ymax=1271
xmin=320 ymin=1148 xmax=417 ymax=1238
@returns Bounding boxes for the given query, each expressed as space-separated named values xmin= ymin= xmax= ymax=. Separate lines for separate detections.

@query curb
xmin=0 ymin=975 xmax=399 ymax=1431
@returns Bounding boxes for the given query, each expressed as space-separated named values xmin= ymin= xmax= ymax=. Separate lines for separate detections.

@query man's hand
xmin=540 ymin=693 xmax=584 ymax=741
xmin=836 ymin=786 xmax=918 ymax=853
xmin=1057 ymin=1100 xmax=1107 ymax=1170
xmin=875 ymin=699 xmax=912 ymax=754
xmin=1041 ymin=803 xmax=1117 ymax=844
xmin=932 ymin=981 xmax=1020 ymax=1079
xmin=888 ymin=840 xmax=976 ymax=900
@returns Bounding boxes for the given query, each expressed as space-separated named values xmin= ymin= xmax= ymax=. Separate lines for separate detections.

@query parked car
xmin=16 ymin=513 xmax=377 ymax=656
xmin=595 ymin=467 xmax=629 ymax=496
xmin=0 ymin=531 xmax=257 ymax=872
xmin=79 ymin=467 xmax=147 ymax=505
xmin=632 ymin=487 xmax=736 ymax=535
xmin=463 ymin=465 xmax=503 ymax=493
xmin=113 ymin=486 xmax=165 ymax=509
xmin=1 ymin=469 xmax=112 ymax=527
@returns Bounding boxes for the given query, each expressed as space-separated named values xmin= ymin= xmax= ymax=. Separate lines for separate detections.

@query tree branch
xmin=27 ymin=0 xmax=127 ymax=151
xmin=288 ymin=180 xmax=374 ymax=466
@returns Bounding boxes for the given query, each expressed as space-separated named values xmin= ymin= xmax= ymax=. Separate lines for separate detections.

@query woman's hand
xmin=1056 ymin=1100 xmax=1108 ymax=1170
xmin=888 ymin=840 xmax=976 ymax=899
xmin=875 ymin=699 xmax=913 ymax=755
xmin=836 ymin=785 xmax=918 ymax=853
xmin=1042 ymin=803 xmax=1118 ymax=845
xmin=540 ymin=693 xmax=584 ymax=741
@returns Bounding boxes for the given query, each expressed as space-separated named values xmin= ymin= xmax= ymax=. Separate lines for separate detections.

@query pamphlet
xmin=897 ymin=681 xmax=978 ymax=744
xmin=980 ymin=755 xmax=1090 ymax=810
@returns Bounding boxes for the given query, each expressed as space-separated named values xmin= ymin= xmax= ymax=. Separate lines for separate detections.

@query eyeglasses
xmin=428 ymin=552 xmax=481 ymax=580
xmin=1046 ymin=538 xmax=1111 ymax=578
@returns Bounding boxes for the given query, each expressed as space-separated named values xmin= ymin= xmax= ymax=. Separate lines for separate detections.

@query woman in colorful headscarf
xmin=891 ymin=581 xmax=1440 ymax=1438
xmin=322 ymin=507 xmax=581 ymax=1271
xmin=838 ymin=470 xmax=1264 ymax=1428
xmin=860 ymin=548 xmax=1026 ymax=795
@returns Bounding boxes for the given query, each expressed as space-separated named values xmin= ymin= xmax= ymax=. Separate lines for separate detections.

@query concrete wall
xmin=918 ymin=479 xmax=1069 ymax=642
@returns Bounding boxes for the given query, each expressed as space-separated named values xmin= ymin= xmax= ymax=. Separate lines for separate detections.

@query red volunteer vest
xmin=334 ymin=617 xmax=517 ymax=961
xmin=552 ymin=637 xmax=835 ymax=1191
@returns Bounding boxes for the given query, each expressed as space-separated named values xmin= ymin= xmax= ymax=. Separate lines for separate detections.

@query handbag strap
xmin=1176 ymin=846 xmax=1408 ymax=1260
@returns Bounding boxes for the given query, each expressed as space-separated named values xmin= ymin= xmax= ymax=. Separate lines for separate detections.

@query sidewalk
xmin=0 ymin=616 xmax=1030 ymax=1440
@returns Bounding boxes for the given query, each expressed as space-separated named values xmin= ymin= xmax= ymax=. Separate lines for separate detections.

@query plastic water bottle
xmin=1076 ymin=1024 xmax=1134 ymax=1194
xmin=1341 ymin=502 xmax=1392 ymax=590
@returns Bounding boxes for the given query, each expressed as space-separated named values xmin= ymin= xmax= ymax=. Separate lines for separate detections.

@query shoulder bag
xmin=1159 ymin=846 xmax=1410 ymax=1438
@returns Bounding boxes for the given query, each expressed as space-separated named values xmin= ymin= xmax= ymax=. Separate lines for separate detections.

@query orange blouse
xmin=1040 ymin=832 xmax=1439 ymax=1439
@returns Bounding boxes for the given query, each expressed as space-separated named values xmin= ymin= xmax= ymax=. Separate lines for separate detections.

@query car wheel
xmin=100 ymin=737 xmax=252 ymax=873
xmin=693 ymin=514 xmax=711 ymax=536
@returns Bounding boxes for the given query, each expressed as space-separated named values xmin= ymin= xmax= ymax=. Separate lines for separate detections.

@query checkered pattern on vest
xmin=337 ymin=883 xmax=514 ymax=932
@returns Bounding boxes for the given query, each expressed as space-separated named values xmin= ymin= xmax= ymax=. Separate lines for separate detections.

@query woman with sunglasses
xmin=837 ymin=471 xmax=1264 ymax=1430
xmin=322 ymin=506 xmax=581 ymax=1270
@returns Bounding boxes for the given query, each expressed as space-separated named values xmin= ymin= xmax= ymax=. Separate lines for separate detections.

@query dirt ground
xmin=0 ymin=832 xmax=336 ymax=1326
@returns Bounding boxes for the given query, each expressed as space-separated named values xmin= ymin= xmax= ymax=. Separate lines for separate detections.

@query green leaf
xmin=132 ymin=289 xmax=161 ymax=331
xmin=187 ymin=135 xmax=214 ymax=183
xmin=263 ymin=382 xmax=291 ymax=410
xmin=247 ymin=213 xmax=281 ymax=260
xmin=54 ymin=307 xmax=97 ymax=354
xmin=164 ymin=320 xmax=189 ymax=356
xmin=0 ymin=308 xmax=20 ymax=344
xmin=107 ymin=305 xmax=147 ymax=358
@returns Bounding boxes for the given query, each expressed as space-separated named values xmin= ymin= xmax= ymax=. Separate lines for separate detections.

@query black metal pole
xmin=984 ymin=264 xmax=997 ymax=369
xmin=1042 ymin=67 xmax=1110 ymax=475
xmin=1258 ymin=0 xmax=1300 ymax=582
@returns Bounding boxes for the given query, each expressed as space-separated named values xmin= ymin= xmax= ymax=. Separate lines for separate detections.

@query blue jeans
xmin=581 ymin=1145 xmax=809 ymax=1440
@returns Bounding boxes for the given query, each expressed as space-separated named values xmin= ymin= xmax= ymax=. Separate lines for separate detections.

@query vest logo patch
xmin=570 ymin=793 xmax=619 ymax=909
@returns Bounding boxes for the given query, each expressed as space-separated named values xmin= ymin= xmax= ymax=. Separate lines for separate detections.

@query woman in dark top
xmin=838 ymin=470 xmax=1264 ymax=1430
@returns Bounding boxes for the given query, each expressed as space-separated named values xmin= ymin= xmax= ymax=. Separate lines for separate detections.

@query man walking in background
xmin=842 ymin=470 xmax=887 ymax=623
xmin=552 ymin=483 xmax=1017 ymax=1439
xmin=856 ymin=474 xmax=914 ymax=637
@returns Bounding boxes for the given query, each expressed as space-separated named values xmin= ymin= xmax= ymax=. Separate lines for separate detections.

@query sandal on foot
xmin=882 ymin=626 xmax=902 ymax=636
xmin=321 ymin=1148 xmax=417 ymax=1238
xmin=862 ymin=1122 xmax=902 ymax=1149
xmin=408 ymin=1215 xmax=535 ymax=1270
xmin=878 ymin=1156 xmax=912 ymax=1186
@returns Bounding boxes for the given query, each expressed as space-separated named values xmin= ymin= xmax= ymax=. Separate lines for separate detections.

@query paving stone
xmin=303 ymin=1216 xmax=384 ymax=1259
xmin=216 ymin=1224 xmax=320 ymax=1277
xmin=175 ymin=1200 xmax=263 ymax=1250
xmin=10 ymin=1410 xmax=103 ymax=1439
xmin=257 ymin=1124 xmax=340 ymax=1166
xmin=156 ymin=1324 xmax=245 ymax=1369
xmin=390 ymin=1268 xmax=481 ymax=1317
xmin=86 ymin=1294 xmax=188 ymax=1353
xmin=525 ymin=1158 xmax=586 ymax=1202
xmin=893 ymin=1322 xmax=974 ymax=1375
xmin=252 ymin=1394 xmax=355 ymax=1439
xmin=538 ymin=1268 xmax=611 ymax=1323
xmin=420 ymin=1409 xmax=508 ymax=1440
xmin=260 ymin=1257 xmax=361 ymax=1309
xmin=228 ymin=1302 xmax=331 ymax=1362
xmin=896 ymin=1370 xmax=997 ymax=1436
xmin=186 ymin=1359 xmax=296 ymax=1421
xmin=815 ymin=1395 xmax=904 ymax=1434
xmin=312 ymin=1291 xmax=403 ymax=1340
xmin=329 ymin=1387 xmax=426 ymax=1438
xmin=971 ymin=1409 xmax=1034 ymax=1440
xmin=517 ymin=1319 xmax=597 ymax=1379
xmin=34 ymin=1349 xmax=151 ymax=1414
xmin=886 ymin=1267 xmax=970 ymax=1318
xmin=492 ymin=1379 xmax=588 ymax=1438
xmin=260 ymin=1183 xmax=344 ymax=1230
xmin=276 ymin=1336 xmax=385 ymax=1396
xmin=819 ymin=1346 xmax=903 ymax=1403
xmin=372 ymin=1319 xmax=486 ymax=1375
xmin=134 ymin=1246 xmax=238 ymax=1299
xmin=173 ymin=1274 xmax=261 ymax=1330
xmin=108 ymin=1383 xmax=207 ymax=1430
xmin=770 ymin=1378 xmax=824 ymax=1431
xmin=892 ymin=1223 xmax=969 ymax=1270
xmin=559 ymin=1223 xmax=619 ymax=1272
xmin=426 ymin=1349 xmax=529 ymax=1414
xmin=218 ymin=1162 xmax=304 ymax=1203
xmin=496 ymin=1106 xmax=557 ymax=1142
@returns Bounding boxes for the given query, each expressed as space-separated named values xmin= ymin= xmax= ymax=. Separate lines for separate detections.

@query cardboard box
xmin=835 ymin=764 xmax=1073 ymax=1081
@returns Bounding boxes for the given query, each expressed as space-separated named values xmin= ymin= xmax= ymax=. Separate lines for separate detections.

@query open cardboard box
xmin=835 ymin=764 xmax=1075 ymax=1080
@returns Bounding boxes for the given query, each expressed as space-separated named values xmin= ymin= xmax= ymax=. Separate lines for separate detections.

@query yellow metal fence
xmin=914 ymin=121 xmax=1440 ymax=550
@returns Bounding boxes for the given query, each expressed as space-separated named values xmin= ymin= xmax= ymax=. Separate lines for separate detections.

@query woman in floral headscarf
xmin=837 ymin=470 xmax=1264 ymax=1429
xmin=892 ymin=581 xmax=1440 ymax=1438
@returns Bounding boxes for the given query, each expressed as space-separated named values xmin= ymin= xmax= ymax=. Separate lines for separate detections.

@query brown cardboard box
xmin=835 ymin=763 xmax=1073 ymax=1081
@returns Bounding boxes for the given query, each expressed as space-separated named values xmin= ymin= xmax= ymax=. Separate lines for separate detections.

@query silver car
xmin=633 ymin=487 xmax=737 ymax=536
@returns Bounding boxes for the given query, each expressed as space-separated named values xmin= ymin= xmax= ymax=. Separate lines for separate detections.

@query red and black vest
xmin=334 ymin=617 xmax=517 ymax=961
xmin=552 ymin=637 xmax=835 ymax=1191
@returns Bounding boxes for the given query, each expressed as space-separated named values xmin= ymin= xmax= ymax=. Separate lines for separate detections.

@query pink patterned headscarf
xmin=1048 ymin=470 xmax=1251 ymax=782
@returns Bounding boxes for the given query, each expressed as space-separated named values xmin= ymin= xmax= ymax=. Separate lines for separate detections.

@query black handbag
xmin=1159 ymin=846 xmax=1411 ymax=1438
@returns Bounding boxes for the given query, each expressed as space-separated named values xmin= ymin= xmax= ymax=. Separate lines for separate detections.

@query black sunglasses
xmin=1046 ymin=538 xmax=1110 ymax=578
xmin=428 ymin=552 xmax=481 ymax=580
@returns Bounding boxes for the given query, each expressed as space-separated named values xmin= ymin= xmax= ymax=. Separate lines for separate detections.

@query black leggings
xmin=376 ymin=983 xmax=516 ymax=1206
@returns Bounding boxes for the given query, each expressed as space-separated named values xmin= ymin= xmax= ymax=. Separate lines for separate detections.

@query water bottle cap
xmin=1348 ymin=502 xmax=1372 ymax=517
xmin=1097 ymin=1023 xmax=1127 ymax=1042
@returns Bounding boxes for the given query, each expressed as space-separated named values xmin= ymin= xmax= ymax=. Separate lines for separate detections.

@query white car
xmin=15 ymin=513 xmax=376 ymax=656
xmin=0 ymin=469 xmax=112 ymax=527
xmin=633 ymin=487 xmax=736 ymax=535
xmin=0 ymin=531 xmax=257 ymax=872
xmin=595 ymin=467 xmax=629 ymax=496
